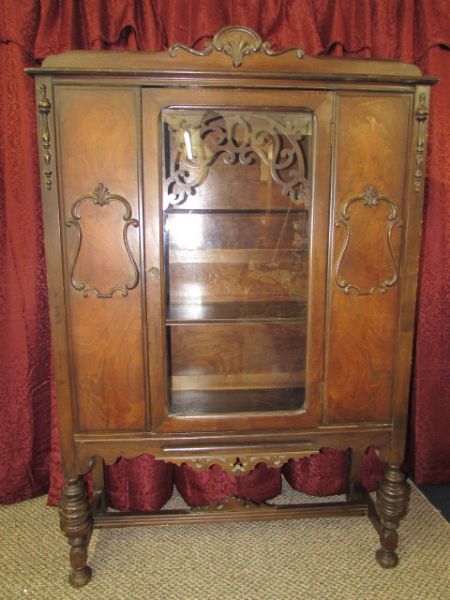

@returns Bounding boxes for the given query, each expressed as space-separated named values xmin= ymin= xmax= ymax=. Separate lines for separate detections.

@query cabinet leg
xmin=59 ymin=477 xmax=93 ymax=587
xmin=92 ymin=456 xmax=107 ymax=514
xmin=375 ymin=464 xmax=410 ymax=568
xmin=347 ymin=448 xmax=364 ymax=502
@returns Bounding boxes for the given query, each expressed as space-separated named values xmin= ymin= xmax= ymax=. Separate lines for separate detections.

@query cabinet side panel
xmin=325 ymin=93 xmax=411 ymax=424
xmin=55 ymin=86 xmax=146 ymax=432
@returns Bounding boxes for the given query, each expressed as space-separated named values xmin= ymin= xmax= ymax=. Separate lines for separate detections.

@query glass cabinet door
xmin=162 ymin=107 xmax=313 ymax=417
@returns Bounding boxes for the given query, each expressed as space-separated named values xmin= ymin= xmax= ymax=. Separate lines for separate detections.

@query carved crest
xmin=169 ymin=25 xmax=304 ymax=68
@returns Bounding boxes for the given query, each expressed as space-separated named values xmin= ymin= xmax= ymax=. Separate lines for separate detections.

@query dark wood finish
xmin=170 ymin=387 xmax=305 ymax=415
xmin=92 ymin=456 xmax=107 ymax=514
xmin=93 ymin=497 xmax=369 ymax=528
xmin=59 ymin=478 xmax=93 ymax=587
xmin=346 ymin=448 xmax=365 ymax=502
xmin=375 ymin=465 xmax=411 ymax=568
xmin=28 ymin=26 xmax=435 ymax=586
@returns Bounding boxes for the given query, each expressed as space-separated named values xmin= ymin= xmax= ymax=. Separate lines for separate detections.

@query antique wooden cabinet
xmin=28 ymin=26 xmax=435 ymax=586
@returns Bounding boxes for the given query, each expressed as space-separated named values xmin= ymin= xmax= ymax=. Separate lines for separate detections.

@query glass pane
xmin=162 ymin=108 xmax=313 ymax=416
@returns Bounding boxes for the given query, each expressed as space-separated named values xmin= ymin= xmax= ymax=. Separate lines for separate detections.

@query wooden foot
xmin=59 ymin=477 xmax=93 ymax=587
xmin=375 ymin=464 xmax=410 ymax=568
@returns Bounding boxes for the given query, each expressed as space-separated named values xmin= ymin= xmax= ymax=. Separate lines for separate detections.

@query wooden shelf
xmin=165 ymin=207 xmax=309 ymax=215
xmin=172 ymin=372 xmax=305 ymax=391
xmin=167 ymin=301 xmax=307 ymax=324
xmin=170 ymin=387 xmax=305 ymax=415
xmin=168 ymin=248 xmax=307 ymax=264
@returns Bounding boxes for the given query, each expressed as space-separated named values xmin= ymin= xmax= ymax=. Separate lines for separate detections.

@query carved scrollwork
xmin=335 ymin=186 xmax=403 ymax=296
xmin=164 ymin=110 xmax=311 ymax=207
xmin=169 ymin=25 xmax=304 ymax=68
xmin=162 ymin=451 xmax=318 ymax=475
xmin=38 ymin=84 xmax=52 ymax=190
xmin=65 ymin=183 xmax=140 ymax=298
xmin=414 ymin=93 xmax=429 ymax=193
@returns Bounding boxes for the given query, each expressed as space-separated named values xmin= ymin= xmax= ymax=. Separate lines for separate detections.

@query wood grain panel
xmin=325 ymin=93 xmax=411 ymax=423
xmin=169 ymin=323 xmax=306 ymax=376
xmin=56 ymin=86 xmax=146 ymax=432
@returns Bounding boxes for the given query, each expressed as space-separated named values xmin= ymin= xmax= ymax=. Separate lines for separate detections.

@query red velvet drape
xmin=1 ymin=0 xmax=449 ymax=507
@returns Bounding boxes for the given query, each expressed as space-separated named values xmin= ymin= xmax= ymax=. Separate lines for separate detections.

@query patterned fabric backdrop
xmin=0 ymin=0 xmax=449 ymax=506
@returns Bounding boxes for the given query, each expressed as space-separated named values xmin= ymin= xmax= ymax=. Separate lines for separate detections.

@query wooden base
xmin=93 ymin=497 xmax=369 ymax=529
xmin=65 ymin=458 xmax=408 ymax=587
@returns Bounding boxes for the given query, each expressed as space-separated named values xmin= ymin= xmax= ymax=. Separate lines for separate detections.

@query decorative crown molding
xmin=169 ymin=25 xmax=304 ymax=68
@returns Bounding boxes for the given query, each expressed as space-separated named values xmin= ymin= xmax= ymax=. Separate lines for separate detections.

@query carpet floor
xmin=1 ymin=481 xmax=449 ymax=600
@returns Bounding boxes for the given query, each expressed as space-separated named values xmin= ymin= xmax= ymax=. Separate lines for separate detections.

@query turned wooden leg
xmin=347 ymin=448 xmax=364 ymax=502
xmin=59 ymin=477 xmax=93 ymax=587
xmin=375 ymin=464 xmax=410 ymax=568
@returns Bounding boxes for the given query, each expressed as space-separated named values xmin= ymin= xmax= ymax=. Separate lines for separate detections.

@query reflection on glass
xmin=162 ymin=108 xmax=313 ymax=416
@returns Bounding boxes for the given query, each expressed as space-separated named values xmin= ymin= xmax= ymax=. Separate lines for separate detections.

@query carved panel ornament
xmin=169 ymin=25 xmax=304 ymax=68
xmin=164 ymin=109 xmax=312 ymax=208
xmin=65 ymin=183 xmax=140 ymax=298
xmin=335 ymin=186 xmax=403 ymax=296
xmin=38 ymin=84 xmax=52 ymax=190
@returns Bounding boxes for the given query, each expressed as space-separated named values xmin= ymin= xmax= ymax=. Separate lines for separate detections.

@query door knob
xmin=148 ymin=266 xmax=160 ymax=279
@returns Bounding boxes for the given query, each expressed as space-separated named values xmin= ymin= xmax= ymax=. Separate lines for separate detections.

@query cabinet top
xmin=27 ymin=25 xmax=436 ymax=85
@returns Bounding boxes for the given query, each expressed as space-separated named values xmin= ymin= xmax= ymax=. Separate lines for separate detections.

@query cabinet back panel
xmin=325 ymin=93 xmax=411 ymax=424
xmin=55 ymin=87 xmax=147 ymax=432
xmin=169 ymin=323 xmax=306 ymax=376
xmin=166 ymin=213 xmax=309 ymax=250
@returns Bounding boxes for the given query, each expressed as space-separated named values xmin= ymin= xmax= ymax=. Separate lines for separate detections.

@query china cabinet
xmin=28 ymin=26 xmax=436 ymax=586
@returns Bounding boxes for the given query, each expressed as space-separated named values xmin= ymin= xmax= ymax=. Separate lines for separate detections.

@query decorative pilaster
xmin=37 ymin=84 xmax=52 ymax=191
xmin=375 ymin=464 xmax=410 ymax=568
xmin=59 ymin=478 xmax=93 ymax=587
xmin=414 ymin=93 xmax=429 ymax=193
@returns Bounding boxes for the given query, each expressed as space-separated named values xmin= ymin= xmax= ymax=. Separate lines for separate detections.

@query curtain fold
xmin=1 ymin=0 xmax=449 ymax=507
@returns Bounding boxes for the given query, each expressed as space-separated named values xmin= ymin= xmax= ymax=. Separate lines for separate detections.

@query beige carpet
xmin=1 ymin=481 xmax=449 ymax=600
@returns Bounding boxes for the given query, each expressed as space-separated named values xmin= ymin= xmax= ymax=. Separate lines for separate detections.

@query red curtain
xmin=1 ymin=0 xmax=449 ymax=507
